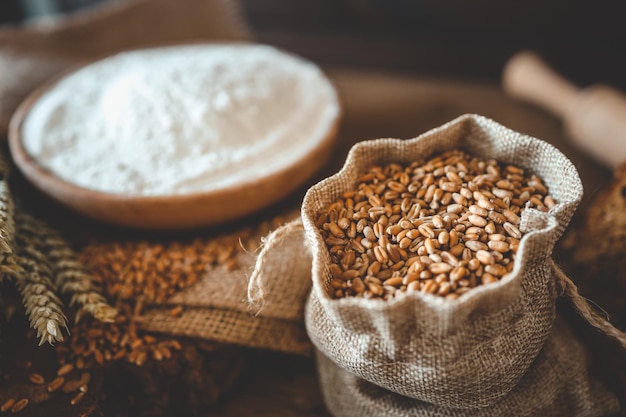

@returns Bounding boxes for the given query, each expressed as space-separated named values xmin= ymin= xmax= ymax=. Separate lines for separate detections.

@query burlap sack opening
xmin=301 ymin=114 xmax=584 ymax=408
xmin=315 ymin=316 xmax=621 ymax=417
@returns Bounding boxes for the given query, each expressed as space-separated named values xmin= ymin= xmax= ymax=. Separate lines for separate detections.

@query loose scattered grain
xmin=27 ymin=373 xmax=44 ymax=385
xmin=317 ymin=149 xmax=555 ymax=300
xmin=0 ymin=399 xmax=15 ymax=413
xmin=47 ymin=376 xmax=65 ymax=393
xmin=69 ymin=391 xmax=84 ymax=406
xmin=62 ymin=372 xmax=91 ymax=393
xmin=47 ymin=214 xmax=285 ymax=380
xmin=10 ymin=398 xmax=27 ymax=413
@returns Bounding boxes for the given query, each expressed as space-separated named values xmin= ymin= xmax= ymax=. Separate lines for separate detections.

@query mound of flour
xmin=22 ymin=44 xmax=339 ymax=196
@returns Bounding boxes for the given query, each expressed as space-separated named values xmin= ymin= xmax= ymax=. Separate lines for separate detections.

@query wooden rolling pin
xmin=502 ymin=51 xmax=626 ymax=168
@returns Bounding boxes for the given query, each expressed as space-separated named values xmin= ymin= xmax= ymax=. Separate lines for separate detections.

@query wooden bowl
xmin=8 ymin=55 xmax=341 ymax=230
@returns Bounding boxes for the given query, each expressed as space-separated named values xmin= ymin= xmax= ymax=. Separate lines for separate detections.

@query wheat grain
xmin=10 ymin=398 xmax=28 ymax=413
xmin=317 ymin=149 xmax=555 ymax=300
xmin=12 ymin=234 xmax=68 ymax=345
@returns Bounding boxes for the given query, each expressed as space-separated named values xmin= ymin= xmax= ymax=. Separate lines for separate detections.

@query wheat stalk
xmin=15 ymin=212 xmax=116 ymax=323
xmin=12 ymin=240 xmax=68 ymax=346
xmin=0 ymin=151 xmax=71 ymax=345
xmin=0 ymin=153 xmax=20 ymax=281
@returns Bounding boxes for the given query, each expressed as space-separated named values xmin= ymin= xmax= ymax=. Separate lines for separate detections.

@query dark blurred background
xmin=2 ymin=0 xmax=626 ymax=89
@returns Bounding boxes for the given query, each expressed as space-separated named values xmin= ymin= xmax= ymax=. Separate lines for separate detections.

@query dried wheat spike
xmin=12 ymin=242 xmax=68 ymax=345
xmin=15 ymin=212 xmax=116 ymax=323
xmin=0 ymin=152 xmax=20 ymax=282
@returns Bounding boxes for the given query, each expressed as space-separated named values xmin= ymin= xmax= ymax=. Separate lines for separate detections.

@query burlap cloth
xmin=316 ymin=316 xmax=619 ymax=417
xmin=301 ymin=114 xmax=582 ymax=407
xmin=135 ymin=208 xmax=314 ymax=355
xmin=248 ymin=114 xmax=624 ymax=413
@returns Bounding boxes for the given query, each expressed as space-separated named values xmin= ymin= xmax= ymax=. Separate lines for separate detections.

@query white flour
xmin=22 ymin=44 xmax=339 ymax=196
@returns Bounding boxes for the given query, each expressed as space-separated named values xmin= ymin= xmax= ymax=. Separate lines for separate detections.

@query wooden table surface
xmin=1 ymin=2 xmax=621 ymax=415
xmin=204 ymin=67 xmax=613 ymax=416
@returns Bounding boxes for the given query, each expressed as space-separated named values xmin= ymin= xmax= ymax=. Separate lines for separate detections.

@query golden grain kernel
xmin=57 ymin=363 xmax=74 ymax=376
xmin=387 ymin=245 xmax=402 ymax=263
xmin=70 ymin=392 xmax=85 ymax=406
xmin=476 ymin=250 xmax=495 ymax=265
xmin=367 ymin=283 xmax=384 ymax=296
xmin=484 ymin=221 xmax=496 ymax=234
xmin=428 ymin=253 xmax=442 ymax=263
xmin=337 ymin=217 xmax=351 ymax=230
xmin=482 ymin=273 xmax=499 ymax=284
xmin=464 ymin=240 xmax=488 ymax=252
xmin=449 ymin=266 xmax=467 ymax=282
xmin=418 ymin=224 xmax=435 ymax=239
xmin=432 ymin=215 xmax=444 ymax=228
xmin=1 ymin=399 xmax=15 ymax=413
xmin=429 ymin=262 xmax=454 ymax=274
xmin=503 ymin=222 xmax=522 ymax=239
xmin=94 ymin=349 xmax=104 ymax=366
xmin=437 ymin=281 xmax=452 ymax=296
xmin=421 ymin=280 xmax=438 ymax=294
xmin=341 ymin=269 xmax=360 ymax=280
xmin=488 ymin=211 xmax=506 ymax=224
xmin=352 ymin=277 xmax=366 ymax=293
xmin=502 ymin=209 xmax=521 ymax=225
xmin=373 ymin=246 xmax=388 ymax=265
xmin=467 ymin=258 xmax=481 ymax=271
xmin=423 ymin=238 xmax=437 ymax=255
xmin=440 ymin=250 xmax=457 ymax=265
xmin=485 ymin=264 xmax=508 ymax=277
xmin=488 ymin=240 xmax=510 ymax=253
xmin=330 ymin=279 xmax=346 ymax=290
xmin=436 ymin=231 xmax=448 ymax=246
xmin=446 ymin=203 xmax=464 ymax=214
xmin=47 ymin=376 xmax=65 ymax=393
xmin=383 ymin=277 xmax=403 ymax=287
xmin=10 ymin=399 xmax=28 ymax=413
xmin=469 ymin=205 xmax=488 ymax=216
xmin=134 ymin=351 xmax=148 ymax=367
xmin=28 ymin=373 xmax=44 ymax=385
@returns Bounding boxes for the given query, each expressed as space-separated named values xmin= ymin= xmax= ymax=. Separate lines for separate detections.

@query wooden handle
xmin=502 ymin=51 xmax=579 ymax=117
xmin=503 ymin=51 xmax=626 ymax=168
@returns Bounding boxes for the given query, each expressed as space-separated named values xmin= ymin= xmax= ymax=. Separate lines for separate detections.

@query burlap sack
xmin=315 ymin=316 xmax=621 ymax=417
xmin=299 ymin=114 xmax=620 ymax=408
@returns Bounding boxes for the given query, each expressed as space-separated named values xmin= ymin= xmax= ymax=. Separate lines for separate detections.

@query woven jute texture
xmin=137 ymin=208 xmax=314 ymax=355
xmin=0 ymin=0 xmax=250 ymax=137
xmin=301 ymin=114 xmax=586 ymax=408
xmin=315 ymin=316 xmax=621 ymax=417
